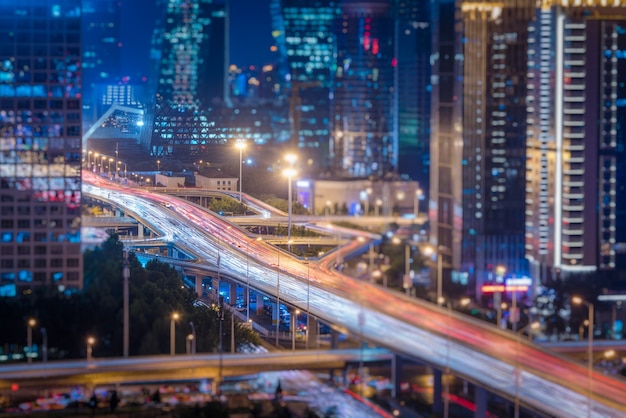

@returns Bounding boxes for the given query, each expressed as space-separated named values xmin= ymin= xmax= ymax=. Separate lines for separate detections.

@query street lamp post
xmin=304 ymin=258 xmax=311 ymax=350
xmin=423 ymin=245 xmax=444 ymax=306
xmin=157 ymin=159 xmax=161 ymax=172
xmin=115 ymin=146 xmax=119 ymax=178
xmin=26 ymin=318 xmax=36 ymax=363
xmin=393 ymin=237 xmax=412 ymax=295
xmin=189 ymin=321 xmax=196 ymax=354
xmin=170 ymin=312 xmax=180 ymax=356
xmin=283 ymin=167 xmax=297 ymax=251
xmin=86 ymin=336 xmax=95 ymax=362
xmin=514 ymin=321 xmax=540 ymax=418
xmin=186 ymin=334 xmax=194 ymax=354
xmin=235 ymin=140 xmax=246 ymax=202
xmin=292 ymin=309 xmax=300 ymax=351
xmin=573 ymin=296 xmax=594 ymax=418
xmin=414 ymin=188 xmax=422 ymax=219
xmin=495 ymin=265 xmax=506 ymax=329
xmin=123 ymin=250 xmax=130 ymax=358
xmin=217 ymin=299 xmax=225 ymax=394
xmin=275 ymin=249 xmax=281 ymax=348
xmin=375 ymin=198 xmax=383 ymax=216
xmin=41 ymin=327 xmax=47 ymax=363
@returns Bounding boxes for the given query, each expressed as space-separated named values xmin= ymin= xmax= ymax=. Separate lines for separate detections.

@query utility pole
xmin=123 ymin=250 xmax=130 ymax=357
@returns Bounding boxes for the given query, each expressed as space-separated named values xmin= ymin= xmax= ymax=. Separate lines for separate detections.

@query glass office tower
xmin=271 ymin=0 xmax=337 ymax=170
xmin=331 ymin=0 xmax=396 ymax=178
xmin=150 ymin=0 xmax=227 ymax=159
xmin=0 ymin=0 xmax=83 ymax=296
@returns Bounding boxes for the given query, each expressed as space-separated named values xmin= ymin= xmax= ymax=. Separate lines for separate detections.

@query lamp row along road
xmin=81 ymin=172 xmax=626 ymax=418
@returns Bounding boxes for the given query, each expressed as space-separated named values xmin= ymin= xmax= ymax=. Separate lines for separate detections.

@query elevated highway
xmin=0 ymin=349 xmax=392 ymax=388
xmin=82 ymin=173 xmax=626 ymax=418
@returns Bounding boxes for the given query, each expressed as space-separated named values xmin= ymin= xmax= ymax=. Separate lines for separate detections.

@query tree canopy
xmin=0 ymin=235 xmax=259 ymax=360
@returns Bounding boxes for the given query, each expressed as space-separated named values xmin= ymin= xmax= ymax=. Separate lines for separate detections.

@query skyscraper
xmin=462 ymin=0 xmax=534 ymax=295
xmin=330 ymin=0 xmax=396 ymax=178
xmin=396 ymin=0 xmax=431 ymax=190
xmin=150 ymin=0 xmax=227 ymax=159
xmin=429 ymin=0 xmax=463 ymax=289
xmin=81 ymin=0 xmax=123 ymax=128
xmin=430 ymin=0 xmax=534 ymax=296
xmin=0 ymin=0 xmax=83 ymax=296
xmin=525 ymin=2 xmax=626 ymax=284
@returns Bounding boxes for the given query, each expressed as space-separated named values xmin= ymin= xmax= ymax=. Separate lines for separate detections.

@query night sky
xmin=120 ymin=0 xmax=274 ymax=80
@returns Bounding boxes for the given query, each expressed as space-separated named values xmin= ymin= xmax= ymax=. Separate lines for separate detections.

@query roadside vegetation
xmin=0 ymin=235 xmax=259 ymax=360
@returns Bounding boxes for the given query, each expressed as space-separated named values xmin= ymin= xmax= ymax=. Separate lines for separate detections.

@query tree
xmin=0 ymin=235 xmax=260 ymax=360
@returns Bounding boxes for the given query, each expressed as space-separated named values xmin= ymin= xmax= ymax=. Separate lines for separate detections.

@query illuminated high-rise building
xmin=271 ymin=0 xmax=338 ymax=172
xmin=331 ymin=0 xmax=396 ymax=178
xmin=150 ymin=0 xmax=227 ymax=159
xmin=525 ymin=2 xmax=626 ymax=284
xmin=81 ymin=0 xmax=123 ymax=127
xmin=431 ymin=0 xmax=534 ymax=296
xmin=462 ymin=0 xmax=534 ymax=295
xmin=429 ymin=0 xmax=463 ymax=290
xmin=396 ymin=0 xmax=431 ymax=191
xmin=0 ymin=0 xmax=82 ymax=296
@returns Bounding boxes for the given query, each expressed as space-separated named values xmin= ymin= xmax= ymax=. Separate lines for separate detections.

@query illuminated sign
xmin=482 ymin=285 xmax=528 ymax=293
xmin=505 ymin=277 xmax=533 ymax=287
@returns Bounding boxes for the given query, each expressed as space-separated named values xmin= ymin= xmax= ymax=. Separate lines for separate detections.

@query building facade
xmin=330 ymin=0 xmax=396 ymax=178
xmin=81 ymin=0 xmax=123 ymax=128
xmin=271 ymin=0 xmax=338 ymax=172
xmin=150 ymin=0 xmax=228 ymax=159
xmin=396 ymin=0 xmax=431 ymax=194
xmin=525 ymin=2 xmax=626 ymax=284
xmin=429 ymin=0 xmax=463 ymax=290
xmin=0 ymin=0 xmax=83 ymax=296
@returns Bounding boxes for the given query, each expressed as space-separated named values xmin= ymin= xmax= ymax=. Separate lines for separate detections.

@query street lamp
xmin=283 ymin=167 xmax=297 ymax=250
xmin=494 ymin=265 xmax=507 ymax=329
xmin=414 ymin=188 xmax=422 ymax=219
xmin=423 ymin=245 xmax=444 ymax=306
xmin=375 ymin=198 xmax=383 ymax=216
xmin=514 ymin=321 xmax=540 ymax=418
xmin=572 ymin=296 xmax=594 ymax=418
xmin=86 ymin=336 xmax=95 ymax=361
xmin=157 ymin=159 xmax=161 ymax=172
xmin=186 ymin=334 xmax=194 ymax=355
xmin=170 ymin=312 xmax=180 ymax=356
xmin=123 ymin=250 xmax=130 ymax=358
xmin=189 ymin=321 xmax=196 ymax=354
xmin=26 ymin=318 xmax=36 ymax=363
xmin=235 ymin=140 xmax=246 ymax=202
xmin=41 ymin=327 xmax=47 ymax=363
xmin=393 ymin=237 xmax=412 ymax=295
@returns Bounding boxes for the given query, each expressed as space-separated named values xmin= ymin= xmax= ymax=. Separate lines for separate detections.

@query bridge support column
xmin=474 ymin=386 xmax=487 ymax=418
xmin=391 ymin=354 xmax=402 ymax=398
xmin=330 ymin=329 xmax=339 ymax=349
xmin=229 ymin=282 xmax=237 ymax=305
xmin=272 ymin=303 xmax=279 ymax=328
xmin=194 ymin=276 xmax=202 ymax=297
xmin=432 ymin=368 xmax=443 ymax=415
xmin=137 ymin=224 xmax=144 ymax=239
xmin=307 ymin=317 xmax=318 ymax=349
xmin=256 ymin=295 xmax=264 ymax=315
